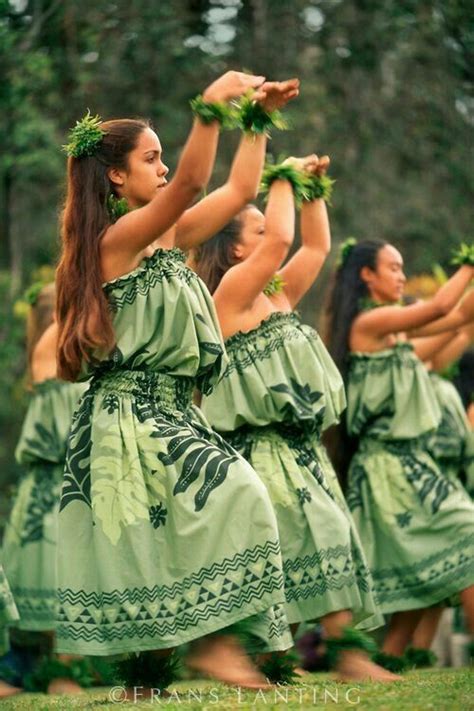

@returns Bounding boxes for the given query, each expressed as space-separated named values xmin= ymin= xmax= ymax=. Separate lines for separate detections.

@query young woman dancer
xmin=1 ymin=284 xmax=88 ymax=693
xmin=55 ymin=72 xmax=298 ymax=691
xmin=410 ymin=323 xmax=474 ymax=660
xmin=326 ymin=239 xmax=474 ymax=667
xmin=197 ymin=156 xmax=398 ymax=682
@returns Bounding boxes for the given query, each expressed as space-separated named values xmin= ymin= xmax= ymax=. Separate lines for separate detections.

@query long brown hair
xmin=56 ymin=118 xmax=150 ymax=381
xmin=194 ymin=206 xmax=250 ymax=294
xmin=26 ymin=283 xmax=56 ymax=385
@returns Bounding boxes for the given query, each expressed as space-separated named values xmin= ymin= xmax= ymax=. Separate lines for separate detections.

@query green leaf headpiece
xmin=337 ymin=237 xmax=357 ymax=268
xmin=63 ymin=110 xmax=105 ymax=158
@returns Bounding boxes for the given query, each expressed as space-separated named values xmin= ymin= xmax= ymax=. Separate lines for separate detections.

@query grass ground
xmin=1 ymin=668 xmax=472 ymax=711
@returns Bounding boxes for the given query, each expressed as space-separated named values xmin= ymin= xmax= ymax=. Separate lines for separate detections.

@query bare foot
xmin=47 ymin=678 xmax=84 ymax=694
xmin=0 ymin=680 xmax=22 ymax=698
xmin=335 ymin=651 xmax=403 ymax=683
xmin=294 ymin=667 xmax=308 ymax=677
xmin=187 ymin=635 xmax=273 ymax=690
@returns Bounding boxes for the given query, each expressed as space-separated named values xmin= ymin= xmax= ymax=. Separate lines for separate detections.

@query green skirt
xmin=347 ymin=437 xmax=474 ymax=613
xmin=227 ymin=424 xmax=383 ymax=629
xmin=2 ymin=463 xmax=61 ymax=631
xmin=0 ymin=565 xmax=19 ymax=654
xmin=56 ymin=370 xmax=291 ymax=656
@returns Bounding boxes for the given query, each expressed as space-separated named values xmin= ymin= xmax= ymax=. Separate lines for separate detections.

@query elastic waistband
xmin=90 ymin=369 xmax=194 ymax=412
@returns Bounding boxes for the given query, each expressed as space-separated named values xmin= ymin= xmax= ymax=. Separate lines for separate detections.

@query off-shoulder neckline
xmin=102 ymin=247 xmax=186 ymax=288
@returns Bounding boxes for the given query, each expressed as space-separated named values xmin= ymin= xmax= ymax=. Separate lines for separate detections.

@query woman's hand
xmin=203 ymin=71 xmax=266 ymax=103
xmin=282 ymin=154 xmax=330 ymax=175
xmin=257 ymin=78 xmax=300 ymax=111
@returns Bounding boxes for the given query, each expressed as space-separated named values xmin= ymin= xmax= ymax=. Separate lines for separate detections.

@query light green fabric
xmin=347 ymin=342 xmax=441 ymax=440
xmin=465 ymin=429 xmax=474 ymax=497
xmin=202 ymin=311 xmax=346 ymax=434
xmin=57 ymin=249 xmax=291 ymax=656
xmin=0 ymin=565 xmax=18 ymax=654
xmin=428 ymin=372 xmax=472 ymax=482
xmin=346 ymin=345 xmax=474 ymax=613
xmin=202 ymin=311 xmax=382 ymax=629
xmin=2 ymin=379 xmax=85 ymax=631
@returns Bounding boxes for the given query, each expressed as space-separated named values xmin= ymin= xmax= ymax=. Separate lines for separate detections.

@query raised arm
xmin=214 ymin=179 xmax=295 ymax=313
xmin=409 ymin=288 xmax=474 ymax=337
xmin=175 ymin=79 xmax=299 ymax=252
xmin=411 ymin=329 xmax=461 ymax=363
xmin=427 ymin=321 xmax=474 ymax=371
xmin=279 ymin=155 xmax=331 ymax=308
xmin=102 ymin=72 xmax=266 ymax=257
xmin=356 ymin=265 xmax=473 ymax=338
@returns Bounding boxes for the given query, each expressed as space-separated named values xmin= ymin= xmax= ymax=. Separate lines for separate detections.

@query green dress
xmin=202 ymin=311 xmax=382 ymax=628
xmin=2 ymin=379 xmax=85 ymax=631
xmin=346 ymin=343 xmax=474 ymax=614
xmin=0 ymin=566 xmax=18 ymax=654
xmin=427 ymin=372 xmax=472 ymax=484
xmin=56 ymin=248 xmax=291 ymax=656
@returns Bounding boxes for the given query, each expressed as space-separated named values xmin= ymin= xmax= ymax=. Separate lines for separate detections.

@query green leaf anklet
xmin=325 ymin=627 xmax=377 ymax=669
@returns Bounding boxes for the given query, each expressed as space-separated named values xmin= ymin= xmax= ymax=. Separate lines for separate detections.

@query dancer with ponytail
xmin=1 ymin=284 xmax=88 ymax=694
xmin=326 ymin=239 xmax=474 ymax=670
xmin=197 ymin=156 xmax=398 ymax=682
xmin=55 ymin=72 xmax=298 ymax=692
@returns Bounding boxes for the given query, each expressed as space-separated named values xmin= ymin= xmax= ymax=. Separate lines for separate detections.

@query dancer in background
xmin=55 ymin=72 xmax=298 ymax=693
xmin=1 ymin=283 xmax=88 ymax=693
xmin=197 ymin=156 xmax=397 ymax=682
xmin=410 ymin=319 xmax=474 ymax=664
xmin=0 ymin=569 xmax=19 ymax=697
xmin=326 ymin=239 xmax=474 ymax=670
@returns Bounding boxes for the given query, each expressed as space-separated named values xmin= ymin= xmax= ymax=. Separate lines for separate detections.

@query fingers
xmin=252 ymin=89 xmax=268 ymax=102
xmin=238 ymin=71 xmax=266 ymax=89
xmin=316 ymin=155 xmax=330 ymax=175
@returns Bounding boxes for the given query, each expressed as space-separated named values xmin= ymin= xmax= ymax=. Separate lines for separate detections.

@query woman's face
xmin=112 ymin=128 xmax=169 ymax=207
xmin=364 ymin=244 xmax=407 ymax=303
xmin=233 ymin=206 xmax=265 ymax=261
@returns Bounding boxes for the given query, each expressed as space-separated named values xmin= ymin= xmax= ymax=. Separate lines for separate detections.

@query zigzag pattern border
xmin=56 ymin=582 xmax=284 ymax=642
xmin=282 ymin=544 xmax=354 ymax=572
xmin=376 ymin=560 xmax=474 ymax=603
xmin=371 ymin=534 xmax=474 ymax=580
xmin=58 ymin=540 xmax=282 ymax=606
xmin=104 ymin=250 xmax=194 ymax=310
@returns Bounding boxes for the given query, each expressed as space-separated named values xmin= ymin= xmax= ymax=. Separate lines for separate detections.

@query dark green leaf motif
xmin=60 ymin=390 xmax=94 ymax=511
xmin=21 ymin=466 xmax=58 ymax=546
xmin=270 ymin=378 xmax=323 ymax=420
xmin=102 ymin=393 xmax=120 ymax=414
xmin=149 ymin=502 xmax=167 ymax=528
xmin=346 ymin=463 xmax=367 ymax=511
xmin=154 ymin=418 xmax=239 ymax=512
xmin=395 ymin=511 xmax=412 ymax=528
xmin=24 ymin=423 xmax=57 ymax=458
xmin=296 ymin=487 xmax=312 ymax=505
xmin=401 ymin=453 xmax=454 ymax=514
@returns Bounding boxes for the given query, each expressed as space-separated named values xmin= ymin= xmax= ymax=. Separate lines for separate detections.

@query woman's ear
xmin=107 ymin=167 xmax=125 ymax=187
xmin=232 ymin=242 xmax=244 ymax=260
xmin=360 ymin=265 xmax=374 ymax=286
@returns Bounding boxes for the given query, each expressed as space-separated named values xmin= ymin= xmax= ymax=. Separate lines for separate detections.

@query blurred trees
xmin=0 ymin=0 xmax=472 ymax=491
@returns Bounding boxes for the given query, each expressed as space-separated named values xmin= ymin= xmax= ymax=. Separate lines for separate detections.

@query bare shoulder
xmin=31 ymin=323 xmax=58 ymax=383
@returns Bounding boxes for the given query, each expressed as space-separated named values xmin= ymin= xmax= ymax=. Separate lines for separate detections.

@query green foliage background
xmin=0 ymin=0 xmax=472 ymax=498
